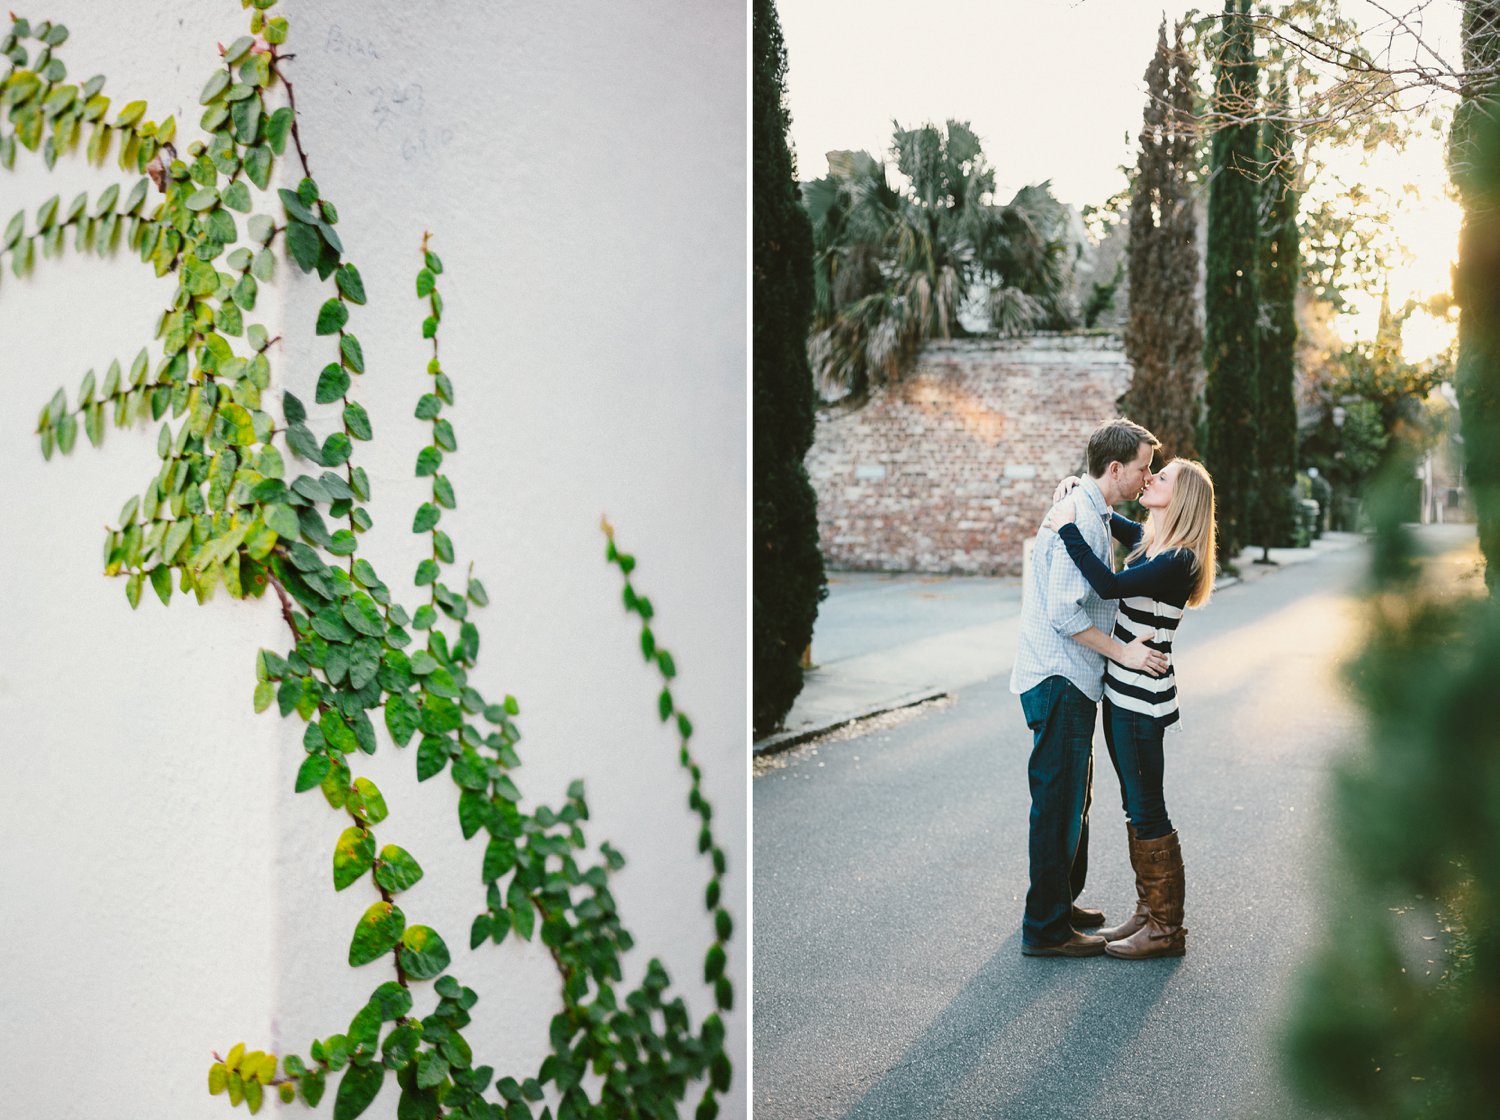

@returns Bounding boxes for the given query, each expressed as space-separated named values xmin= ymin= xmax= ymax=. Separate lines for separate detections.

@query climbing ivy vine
xmin=1 ymin=3 xmax=733 ymax=1119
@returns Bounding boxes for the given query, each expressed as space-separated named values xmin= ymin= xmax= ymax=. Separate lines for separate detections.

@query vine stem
xmin=267 ymin=564 xmax=414 ymax=991
xmin=268 ymin=47 xmax=313 ymax=180
xmin=266 ymin=570 xmax=302 ymax=638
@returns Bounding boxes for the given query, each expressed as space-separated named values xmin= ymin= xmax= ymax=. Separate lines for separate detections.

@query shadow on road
xmin=839 ymin=931 xmax=1180 ymax=1119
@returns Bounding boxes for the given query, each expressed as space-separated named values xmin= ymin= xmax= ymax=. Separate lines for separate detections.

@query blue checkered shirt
xmin=1009 ymin=477 xmax=1117 ymax=702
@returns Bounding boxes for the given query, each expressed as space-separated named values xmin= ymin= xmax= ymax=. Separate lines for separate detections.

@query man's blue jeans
xmin=1020 ymin=676 xmax=1096 ymax=947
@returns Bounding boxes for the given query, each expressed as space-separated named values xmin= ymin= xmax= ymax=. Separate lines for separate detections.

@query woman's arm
xmin=1110 ymin=511 xmax=1144 ymax=548
xmin=1056 ymin=522 xmax=1193 ymax=601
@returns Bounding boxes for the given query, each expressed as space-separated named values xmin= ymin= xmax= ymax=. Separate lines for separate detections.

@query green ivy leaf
xmin=315 ymin=363 xmax=350 ymax=404
xmin=221 ymin=179 xmax=252 ymax=213
xmin=415 ymin=269 xmax=435 ymax=297
xmin=398 ymin=925 xmax=450 ymax=980
xmin=374 ymin=845 xmax=424 ymax=893
xmin=482 ymin=837 xmax=516 ymax=882
xmin=341 ymin=334 xmax=365 ymax=373
xmin=416 ymin=734 xmax=449 ymax=782
xmin=346 ymin=1001 xmax=382 ymax=1050
xmin=415 ymin=1049 xmax=447 ymax=1090
xmin=382 ymin=1023 xmax=420 ymax=1068
xmin=385 ymin=693 xmax=419 ymax=746
xmin=332 ymin=1062 xmax=384 ymax=1120
xmin=200 ymin=69 xmax=230 ymax=105
xmin=231 ymin=94 xmax=261 ymax=145
xmin=150 ymin=564 xmax=173 ymax=605
xmin=322 ymin=709 xmax=358 ymax=753
xmin=704 ymin=942 xmax=726 ymax=982
xmin=414 ymin=446 xmax=442 ymax=477
xmin=342 ymin=591 xmax=386 ymax=637
xmin=369 ymin=980 xmax=412 ymax=1021
xmin=295 ymin=753 xmax=331 ymax=793
xmin=469 ymin=914 xmax=492 ymax=950
xmin=286 ymin=422 xmax=321 ymax=463
xmin=337 ymin=263 xmax=366 ymax=304
xmin=265 ymin=106 xmax=292 ymax=154
xmin=412 ymin=503 xmax=440 ymax=533
xmin=508 ymin=881 xmax=536 ymax=941
xmin=316 ymin=297 xmax=349 ymax=336
xmin=322 ymin=432 xmax=352 ymax=467
xmin=457 ymin=789 xmax=490 ymax=839
xmin=264 ymin=503 xmax=299 ymax=538
xmin=352 ymin=776 xmax=388 ymax=823
xmin=244 ymin=143 xmax=272 ymax=190
xmin=344 ymin=401 xmax=372 ymax=441
xmin=398 ymin=1064 xmax=440 ymax=1120
xmin=333 ymin=826 xmax=375 ymax=891
xmin=247 ymin=213 xmax=274 ymax=245
xmin=312 ymin=605 xmax=355 ymax=642
xmin=286 ymin=219 xmax=320 ymax=272
xmin=348 ymin=900 xmax=404 ymax=967
xmin=301 ymin=1069 xmax=327 ymax=1108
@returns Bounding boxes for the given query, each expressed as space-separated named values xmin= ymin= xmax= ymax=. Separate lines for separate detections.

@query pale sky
xmin=778 ymin=0 xmax=1464 ymax=359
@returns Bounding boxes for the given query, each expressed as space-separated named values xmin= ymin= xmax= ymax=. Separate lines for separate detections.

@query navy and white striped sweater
xmin=1058 ymin=515 xmax=1196 ymax=730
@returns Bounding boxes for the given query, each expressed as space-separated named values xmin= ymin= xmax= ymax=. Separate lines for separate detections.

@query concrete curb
xmin=752 ymin=688 xmax=949 ymax=757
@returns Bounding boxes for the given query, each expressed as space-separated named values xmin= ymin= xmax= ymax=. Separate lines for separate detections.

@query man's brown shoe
xmin=1021 ymin=930 xmax=1107 ymax=957
xmin=1070 ymin=904 xmax=1106 ymax=929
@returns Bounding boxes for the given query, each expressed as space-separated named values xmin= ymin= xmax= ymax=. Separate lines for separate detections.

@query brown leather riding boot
xmin=1099 ymin=826 xmax=1147 ymax=943
xmin=1105 ymin=830 xmax=1186 ymax=959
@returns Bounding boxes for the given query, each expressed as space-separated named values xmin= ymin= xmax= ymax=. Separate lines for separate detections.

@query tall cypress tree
xmin=753 ymin=0 xmax=825 ymax=737
xmin=1203 ymin=0 xmax=1262 ymax=563
xmin=1125 ymin=19 xmax=1201 ymax=461
xmin=1253 ymin=73 xmax=1301 ymax=556
xmin=1164 ymin=21 xmax=1204 ymax=455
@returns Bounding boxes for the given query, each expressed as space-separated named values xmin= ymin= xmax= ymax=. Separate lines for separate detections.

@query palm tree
xmin=803 ymin=120 xmax=1077 ymax=401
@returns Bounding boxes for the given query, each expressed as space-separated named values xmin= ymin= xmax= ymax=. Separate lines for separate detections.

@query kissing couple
xmin=1011 ymin=417 xmax=1217 ymax=960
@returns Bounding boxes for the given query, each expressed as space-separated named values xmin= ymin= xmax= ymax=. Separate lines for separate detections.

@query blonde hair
xmin=1127 ymin=459 xmax=1217 ymax=607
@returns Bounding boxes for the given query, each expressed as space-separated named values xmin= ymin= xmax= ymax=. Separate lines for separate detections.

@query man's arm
xmin=1042 ymin=528 xmax=1098 ymax=638
xmin=1070 ymin=625 xmax=1168 ymax=676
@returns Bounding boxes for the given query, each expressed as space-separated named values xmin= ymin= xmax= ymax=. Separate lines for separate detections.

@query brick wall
xmin=807 ymin=334 xmax=1132 ymax=575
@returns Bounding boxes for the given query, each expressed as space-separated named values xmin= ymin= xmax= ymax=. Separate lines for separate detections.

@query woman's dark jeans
xmin=1102 ymin=697 xmax=1173 ymax=840
xmin=1019 ymin=676 xmax=1096 ymax=947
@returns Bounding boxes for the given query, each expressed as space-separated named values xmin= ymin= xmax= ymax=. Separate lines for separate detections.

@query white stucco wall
xmin=0 ymin=3 xmax=746 ymax=1118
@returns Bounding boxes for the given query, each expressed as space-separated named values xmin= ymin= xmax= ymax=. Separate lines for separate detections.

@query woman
xmin=1043 ymin=458 xmax=1216 ymax=960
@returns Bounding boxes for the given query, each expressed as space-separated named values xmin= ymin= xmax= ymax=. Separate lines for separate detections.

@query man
xmin=1012 ymin=417 xmax=1166 ymax=957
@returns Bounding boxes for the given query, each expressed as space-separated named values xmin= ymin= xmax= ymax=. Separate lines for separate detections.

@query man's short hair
xmin=1087 ymin=417 xmax=1160 ymax=477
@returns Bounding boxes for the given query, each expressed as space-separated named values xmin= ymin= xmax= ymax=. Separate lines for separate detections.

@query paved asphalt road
xmin=754 ymin=528 xmax=1479 ymax=1119
xmin=808 ymin=572 xmax=1023 ymax=666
